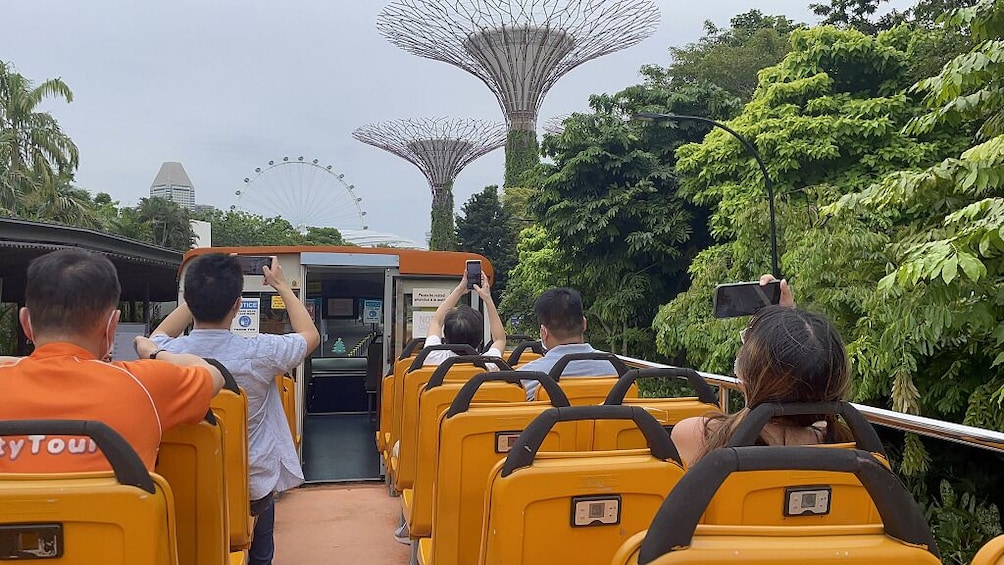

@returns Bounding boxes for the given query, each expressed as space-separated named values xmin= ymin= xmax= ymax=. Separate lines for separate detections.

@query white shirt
xmin=422 ymin=335 xmax=502 ymax=367
xmin=153 ymin=329 xmax=306 ymax=500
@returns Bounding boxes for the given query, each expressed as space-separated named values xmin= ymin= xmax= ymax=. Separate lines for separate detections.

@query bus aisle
xmin=273 ymin=483 xmax=408 ymax=564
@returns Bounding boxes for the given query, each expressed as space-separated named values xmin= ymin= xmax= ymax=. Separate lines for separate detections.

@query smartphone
xmin=237 ymin=255 xmax=273 ymax=276
xmin=713 ymin=281 xmax=781 ymax=318
xmin=465 ymin=260 xmax=482 ymax=290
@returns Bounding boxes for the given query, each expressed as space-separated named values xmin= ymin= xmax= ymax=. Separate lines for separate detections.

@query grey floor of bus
xmin=302 ymin=413 xmax=381 ymax=482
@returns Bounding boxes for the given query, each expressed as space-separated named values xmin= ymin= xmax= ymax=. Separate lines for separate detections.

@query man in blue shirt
xmin=518 ymin=288 xmax=619 ymax=400
xmin=151 ymin=254 xmax=320 ymax=565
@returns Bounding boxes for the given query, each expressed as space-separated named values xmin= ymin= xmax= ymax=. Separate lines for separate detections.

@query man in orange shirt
xmin=0 ymin=248 xmax=224 ymax=472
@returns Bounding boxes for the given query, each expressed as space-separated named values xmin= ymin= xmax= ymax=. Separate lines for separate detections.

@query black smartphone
xmin=713 ymin=281 xmax=781 ymax=318
xmin=237 ymin=255 xmax=273 ymax=276
xmin=465 ymin=260 xmax=482 ymax=290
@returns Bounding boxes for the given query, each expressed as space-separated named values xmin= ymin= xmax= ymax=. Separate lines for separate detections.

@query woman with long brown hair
xmin=672 ymin=299 xmax=854 ymax=466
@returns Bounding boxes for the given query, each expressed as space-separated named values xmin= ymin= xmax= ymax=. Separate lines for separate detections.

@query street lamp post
xmin=635 ymin=112 xmax=780 ymax=279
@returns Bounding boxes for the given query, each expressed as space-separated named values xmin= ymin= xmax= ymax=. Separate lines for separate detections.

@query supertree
xmin=353 ymin=117 xmax=507 ymax=250
xmin=377 ymin=0 xmax=660 ymax=186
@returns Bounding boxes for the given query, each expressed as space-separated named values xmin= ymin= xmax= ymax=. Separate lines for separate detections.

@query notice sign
xmin=271 ymin=295 xmax=286 ymax=309
xmin=231 ymin=298 xmax=260 ymax=336
xmin=412 ymin=288 xmax=450 ymax=307
xmin=363 ymin=299 xmax=383 ymax=323
xmin=412 ymin=311 xmax=434 ymax=339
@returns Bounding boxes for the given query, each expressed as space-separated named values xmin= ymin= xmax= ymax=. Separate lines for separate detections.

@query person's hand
xmin=455 ymin=272 xmax=472 ymax=294
xmin=759 ymin=274 xmax=794 ymax=307
xmin=134 ymin=336 xmax=159 ymax=359
xmin=262 ymin=256 xmax=289 ymax=291
xmin=473 ymin=273 xmax=492 ymax=302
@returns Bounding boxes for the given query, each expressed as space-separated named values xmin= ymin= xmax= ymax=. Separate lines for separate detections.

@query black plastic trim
xmin=604 ymin=368 xmax=717 ymax=406
xmin=726 ymin=401 xmax=886 ymax=457
xmin=637 ymin=446 xmax=939 ymax=563
xmin=500 ymin=405 xmax=681 ymax=477
xmin=445 ymin=371 xmax=569 ymax=418
xmin=204 ymin=358 xmax=240 ymax=394
xmin=0 ymin=420 xmax=155 ymax=493
xmin=547 ymin=352 xmax=629 ymax=381
xmin=399 ymin=338 xmax=426 ymax=360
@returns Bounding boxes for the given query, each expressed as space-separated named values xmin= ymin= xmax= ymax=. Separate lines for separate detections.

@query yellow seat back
xmin=0 ymin=420 xmax=179 ymax=565
xmin=211 ymin=377 xmax=252 ymax=552
xmin=536 ymin=351 xmax=632 ymax=406
xmin=595 ymin=368 xmax=719 ymax=450
xmin=379 ymin=338 xmax=424 ymax=457
xmin=389 ymin=344 xmax=477 ymax=487
xmin=618 ymin=446 xmax=939 ymax=565
xmin=405 ymin=370 xmax=525 ymax=539
xmin=974 ymin=534 xmax=1004 ymax=565
xmin=505 ymin=341 xmax=545 ymax=367
xmin=479 ymin=406 xmax=686 ymax=565
xmin=395 ymin=353 xmax=510 ymax=491
xmin=429 ymin=373 xmax=577 ymax=565
xmin=276 ymin=374 xmax=297 ymax=449
xmin=156 ymin=416 xmax=229 ymax=565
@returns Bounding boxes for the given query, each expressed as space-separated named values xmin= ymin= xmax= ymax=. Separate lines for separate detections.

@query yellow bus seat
xmin=596 ymin=368 xmax=719 ymax=450
xmin=506 ymin=341 xmax=545 ymax=367
xmin=210 ymin=371 xmax=252 ymax=552
xmin=228 ymin=550 xmax=247 ymax=565
xmin=0 ymin=420 xmax=179 ymax=565
xmin=535 ymin=352 xmax=633 ymax=406
xmin=706 ymin=401 xmax=889 ymax=526
xmin=974 ymin=534 xmax=1004 ymax=565
xmin=276 ymin=374 xmax=297 ymax=449
xmin=424 ymin=373 xmax=575 ymax=565
xmin=156 ymin=414 xmax=229 ymax=565
xmin=388 ymin=344 xmax=477 ymax=488
xmin=479 ymin=405 xmax=686 ymax=565
xmin=403 ymin=370 xmax=526 ymax=539
xmin=394 ymin=353 xmax=511 ymax=492
xmin=615 ymin=446 xmax=940 ymax=565
xmin=380 ymin=355 xmax=418 ymax=475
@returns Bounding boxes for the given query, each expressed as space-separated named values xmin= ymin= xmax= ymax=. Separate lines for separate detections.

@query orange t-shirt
xmin=0 ymin=342 xmax=214 ymax=472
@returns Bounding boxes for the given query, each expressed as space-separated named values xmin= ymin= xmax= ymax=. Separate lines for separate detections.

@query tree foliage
xmin=0 ymin=61 xmax=78 ymax=215
xmin=455 ymin=185 xmax=517 ymax=302
xmin=429 ymin=183 xmax=457 ymax=251
xmin=667 ymin=10 xmax=800 ymax=101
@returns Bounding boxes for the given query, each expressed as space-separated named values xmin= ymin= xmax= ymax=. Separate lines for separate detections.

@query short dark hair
xmin=533 ymin=287 xmax=585 ymax=340
xmin=443 ymin=305 xmax=484 ymax=349
xmin=184 ymin=254 xmax=243 ymax=323
xmin=25 ymin=248 xmax=120 ymax=334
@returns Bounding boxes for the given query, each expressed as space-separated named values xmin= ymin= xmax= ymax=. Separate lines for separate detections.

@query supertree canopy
xmin=377 ymin=0 xmax=660 ymax=186
xmin=353 ymin=117 xmax=507 ymax=250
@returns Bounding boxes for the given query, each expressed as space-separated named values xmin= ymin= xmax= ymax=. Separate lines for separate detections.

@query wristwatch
xmin=149 ymin=349 xmax=165 ymax=360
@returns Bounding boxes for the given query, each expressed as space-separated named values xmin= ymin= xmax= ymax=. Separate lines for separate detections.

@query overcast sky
xmin=2 ymin=0 xmax=912 ymax=246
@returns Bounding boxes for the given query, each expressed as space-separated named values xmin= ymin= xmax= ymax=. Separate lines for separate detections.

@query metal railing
xmin=617 ymin=354 xmax=1004 ymax=455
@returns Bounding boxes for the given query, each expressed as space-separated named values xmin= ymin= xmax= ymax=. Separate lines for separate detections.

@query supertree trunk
xmin=429 ymin=181 xmax=456 ymax=250
xmin=504 ymin=128 xmax=539 ymax=187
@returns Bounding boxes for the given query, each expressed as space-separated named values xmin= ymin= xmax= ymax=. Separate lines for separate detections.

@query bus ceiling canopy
xmin=0 ymin=218 xmax=183 ymax=303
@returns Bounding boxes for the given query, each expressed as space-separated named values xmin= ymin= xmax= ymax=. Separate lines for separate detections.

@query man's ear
xmin=581 ymin=316 xmax=588 ymax=333
xmin=107 ymin=309 xmax=121 ymax=339
xmin=230 ymin=297 xmax=242 ymax=314
xmin=18 ymin=307 xmax=33 ymax=342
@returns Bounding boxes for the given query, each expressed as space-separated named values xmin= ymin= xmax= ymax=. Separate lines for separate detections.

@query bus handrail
xmin=616 ymin=354 xmax=1004 ymax=455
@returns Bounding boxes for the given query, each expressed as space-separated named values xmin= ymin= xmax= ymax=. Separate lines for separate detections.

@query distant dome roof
xmin=340 ymin=229 xmax=425 ymax=249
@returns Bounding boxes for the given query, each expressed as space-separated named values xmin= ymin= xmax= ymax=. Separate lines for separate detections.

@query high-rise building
xmin=149 ymin=162 xmax=196 ymax=209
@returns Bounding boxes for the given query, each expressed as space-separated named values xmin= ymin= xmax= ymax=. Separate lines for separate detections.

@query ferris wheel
xmin=233 ymin=157 xmax=368 ymax=233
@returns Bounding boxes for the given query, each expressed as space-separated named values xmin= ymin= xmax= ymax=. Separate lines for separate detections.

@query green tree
xmin=0 ymin=61 xmax=78 ymax=213
xmin=301 ymin=226 xmax=346 ymax=246
xmin=195 ymin=209 xmax=304 ymax=247
xmin=668 ymin=10 xmax=801 ymax=101
xmin=456 ymin=185 xmax=517 ymax=303
xmin=16 ymin=177 xmax=99 ymax=229
xmin=135 ymin=197 xmax=193 ymax=250
xmin=810 ymin=0 xmax=891 ymax=34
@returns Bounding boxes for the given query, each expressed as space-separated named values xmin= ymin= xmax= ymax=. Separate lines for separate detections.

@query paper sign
xmin=412 ymin=311 xmax=434 ymax=339
xmin=363 ymin=299 xmax=383 ymax=323
xmin=231 ymin=297 xmax=260 ymax=336
xmin=413 ymin=288 xmax=450 ymax=307
xmin=271 ymin=295 xmax=286 ymax=309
